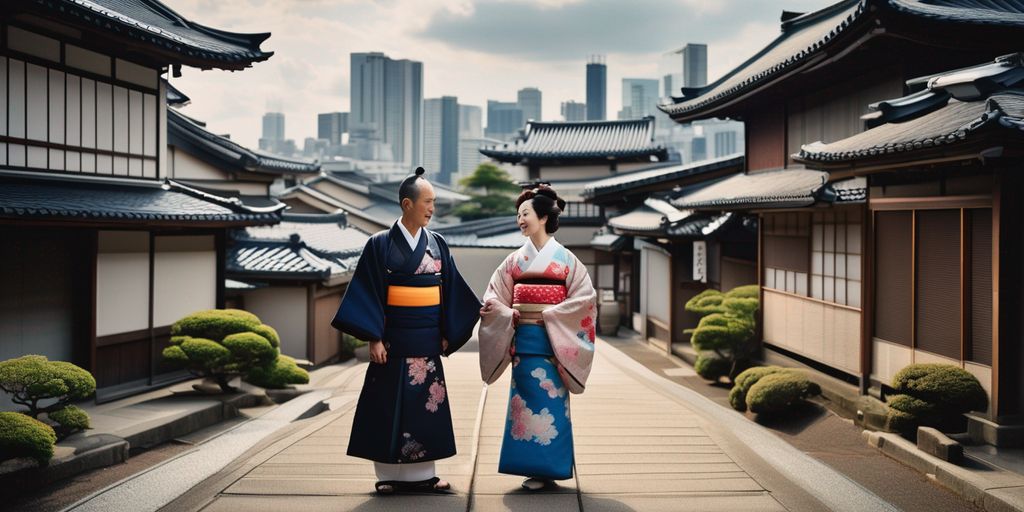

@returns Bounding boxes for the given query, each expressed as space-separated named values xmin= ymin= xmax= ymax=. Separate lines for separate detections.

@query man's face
xmin=403 ymin=180 xmax=436 ymax=228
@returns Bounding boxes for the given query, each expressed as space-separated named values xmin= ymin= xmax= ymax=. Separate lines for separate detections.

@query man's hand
xmin=479 ymin=298 xmax=499 ymax=318
xmin=369 ymin=340 xmax=387 ymax=364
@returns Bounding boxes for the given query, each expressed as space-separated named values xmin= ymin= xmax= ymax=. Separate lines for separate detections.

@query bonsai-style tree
xmin=0 ymin=355 xmax=95 ymax=439
xmin=246 ymin=355 xmax=309 ymax=389
xmin=685 ymin=284 xmax=760 ymax=383
xmin=885 ymin=363 xmax=987 ymax=435
xmin=454 ymin=163 xmax=520 ymax=220
xmin=0 ymin=412 xmax=58 ymax=465
xmin=162 ymin=309 xmax=283 ymax=393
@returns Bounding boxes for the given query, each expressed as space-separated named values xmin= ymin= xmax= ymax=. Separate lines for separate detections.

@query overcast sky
xmin=169 ymin=0 xmax=834 ymax=150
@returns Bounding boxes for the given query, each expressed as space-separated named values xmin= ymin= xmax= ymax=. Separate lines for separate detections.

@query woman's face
xmin=517 ymin=199 xmax=547 ymax=238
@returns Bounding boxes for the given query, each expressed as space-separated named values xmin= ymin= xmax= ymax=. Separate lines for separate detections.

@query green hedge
xmin=162 ymin=309 xmax=285 ymax=393
xmin=729 ymin=366 xmax=787 ymax=412
xmin=694 ymin=354 xmax=731 ymax=381
xmin=885 ymin=363 xmax=987 ymax=434
xmin=0 ymin=412 xmax=57 ymax=465
xmin=245 ymin=355 xmax=309 ymax=389
xmin=746 ymin=372 xmax=821 ymax=415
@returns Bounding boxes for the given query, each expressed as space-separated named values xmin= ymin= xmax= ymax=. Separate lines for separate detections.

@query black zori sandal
xmin=408 ymin=476 xmax=453 ymax=494
xmin=374 ymin=480 xmax=398 ymax=495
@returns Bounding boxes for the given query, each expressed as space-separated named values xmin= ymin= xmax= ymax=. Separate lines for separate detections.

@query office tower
xmin=259 ymin=112 xmax=285 ymax=152
xmin=561 ymin=101 xmax=587 ymax=122
xmin=517 ymin=87 xmax=542 ymax=122
xmin=486 ymin=100 xmax=524 ymax=141
xmin=586 ymin=56 xmax=606 ymax=120
xmin=459 ymin=104 xmax=483 ymax=139
xmin=317 ymin=112 xmax=348 ymax=147
xmin=682 ymin=43 xmax=708 ymax=88
xmin=618 ymin=79 xmax=659 ymax=119
xmin=349 ymin=52 xmax=423 ymax=165
xmin=424 ymin=96 xmax=459 ymax=185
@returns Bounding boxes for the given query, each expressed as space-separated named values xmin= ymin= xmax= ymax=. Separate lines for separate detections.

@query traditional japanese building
xmin=0 ymin=0 xmax=277 ymax=401
xmin=226 ymin=212 xmax=369 ymax=366
xmin=658 ymin=0 xmax=1024 ymax=444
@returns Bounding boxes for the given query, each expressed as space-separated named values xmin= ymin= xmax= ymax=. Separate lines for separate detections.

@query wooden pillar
xmin=860 ymin=204 xmax=874 ymax=394
xmin=993 ymin=171 xmax=1022 ymax=419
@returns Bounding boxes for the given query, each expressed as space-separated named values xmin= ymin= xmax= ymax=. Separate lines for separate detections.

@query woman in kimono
xmin=478 ymin=185 xmax=598 ymax=491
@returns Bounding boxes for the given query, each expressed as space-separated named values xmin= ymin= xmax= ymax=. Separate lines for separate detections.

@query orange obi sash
xmin=387 ymin=285 xmax=441 ymax=307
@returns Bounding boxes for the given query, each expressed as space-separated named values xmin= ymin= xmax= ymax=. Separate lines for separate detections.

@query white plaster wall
xmin=242 ymin=286 xmax=308 ymax=360
xmin=763 ymin=289 xmax=861 ymax=375
xmin=96 ymin=231 xmax=150 ymax=336
xmin=153 ymin=236 xmax=216 ymax=327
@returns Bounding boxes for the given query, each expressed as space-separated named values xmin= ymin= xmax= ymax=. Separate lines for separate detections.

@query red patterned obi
xmin=513 ymin=283 xmax=567 ymax=305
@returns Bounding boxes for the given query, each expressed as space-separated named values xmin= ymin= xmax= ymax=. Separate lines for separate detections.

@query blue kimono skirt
xmin=498 ymin=324 xmax=574 ymax=480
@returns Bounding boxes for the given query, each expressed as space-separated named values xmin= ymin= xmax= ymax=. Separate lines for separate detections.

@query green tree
xmin=454 ymin=163 xmax=520 ymax=220
xmin=684 ymin=284 xmax=760 ymax=383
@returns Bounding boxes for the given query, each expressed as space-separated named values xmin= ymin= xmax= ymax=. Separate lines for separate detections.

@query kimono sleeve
xmin=478 ymin=253 xmax=517 ymax=383
xmin=436 ymin=234 xmax=482 ymax=356
xmin=331 ymin=237 xmax=386 ymax=342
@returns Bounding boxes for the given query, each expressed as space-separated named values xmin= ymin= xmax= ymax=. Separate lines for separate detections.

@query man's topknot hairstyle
xmin=399 ymin=167 xmax=427 ymax=205
xmin=516 ymin=184 xmax=566 ymax=233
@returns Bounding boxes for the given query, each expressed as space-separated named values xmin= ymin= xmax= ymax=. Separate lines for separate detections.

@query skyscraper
xmin=618 ymin=79 xmax=659 ymax=119
xmin=517 ymin=87 xmax=542 ymax=123
xmin=485 ymin=100 xmax=524 ymax=141
xmin=260 ymin=112 xmax=285 ymax=152
xmin=459 ymin=104 xmax=483 ymax=139
xmin=682 ymin=43 xmax=708 ymax=88
xmin=561 ymin=101 xmax=587 ymax=122
xmin=586 ymin=56 xmax=607 ymax=121
xmin=424 ymin=96 xmax=459 ymax=185
xmin=349 ymin=52 xmax=423 ymax=166
xmin=317 ymin=112 xmax=348 ymax=147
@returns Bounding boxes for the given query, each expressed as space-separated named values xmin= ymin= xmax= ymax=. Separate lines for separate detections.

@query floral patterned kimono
xmin=478 ymin=238 xmax=597 ymax=480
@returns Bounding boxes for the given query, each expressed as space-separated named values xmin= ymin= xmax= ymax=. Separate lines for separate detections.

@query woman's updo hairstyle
xmin=515 ymin=184 xmax=566 ymax=233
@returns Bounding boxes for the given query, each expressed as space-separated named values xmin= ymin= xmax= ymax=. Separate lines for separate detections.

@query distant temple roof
xmin=796 ymin=53 xmax=1024 ymax=166
xmin=660 ymin=0 xmax=1024 ymax=122
xmin=169 ymin=108 xmax=320 ymax=175
xmin=0 ymin=174 xmax=284 ymax=227
xmin=479 ymin=117 xmax=668 ymax=164
xmin=583 ymin=155 xmax=744 ymax=202
xmin=12 ymin=0 xmax=274 ymax=70
xmin=228 ymin=213 xmax=370 ymax=283
xmin=607 ymin=198 xmax=745 ymax=238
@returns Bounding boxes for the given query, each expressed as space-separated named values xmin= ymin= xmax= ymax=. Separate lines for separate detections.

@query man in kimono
xmin=332 ymin=167 xmax=481 ymax=495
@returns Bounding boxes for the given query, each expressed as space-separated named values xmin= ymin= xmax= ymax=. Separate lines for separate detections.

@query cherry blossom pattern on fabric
xmin=407 ymin=357 xmax=436 ymax=385
xmin=508 ymin=393 xmax=558 ymax=445
xmin=426 ymin=379 xmax=446 ymax=412
xmin=415 ymin=254 xmax=442 ymax=274
xmin=514 ymin=284 xmax=567 ymax=304
xmin=401 ymin=433 xmax=426 ymax=461
xmin=531 ymin=367 xmax=566 ymax=399
xmin=509 ymin=255 xmax=528 ymax=280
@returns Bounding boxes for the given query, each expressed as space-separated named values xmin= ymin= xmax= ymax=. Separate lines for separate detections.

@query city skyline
xmin=168 ymin=0 xmax=834 ymax=150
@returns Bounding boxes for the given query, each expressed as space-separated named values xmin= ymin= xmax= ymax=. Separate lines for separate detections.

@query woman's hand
xmin=479 ymin=298 xmax=499 ymax=318
xmin=512 ymin=308 xmax=521 ymax=326
xmin=368 ymin=340 xmax=387 ymax=364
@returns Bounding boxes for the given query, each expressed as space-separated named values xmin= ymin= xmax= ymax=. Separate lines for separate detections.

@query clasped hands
xmin=479 ymin=298 xmax=520 ymax=325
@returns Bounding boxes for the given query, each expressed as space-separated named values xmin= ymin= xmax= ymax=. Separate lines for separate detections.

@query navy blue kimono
xmin=332 ymin=222 xmax=480 ymax=464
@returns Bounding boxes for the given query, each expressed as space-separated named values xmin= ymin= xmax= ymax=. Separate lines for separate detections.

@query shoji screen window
xmin=811 ymin=209 xmax=862 ymax=307
xmin=762 ymin=212 xmax=810 ymax=296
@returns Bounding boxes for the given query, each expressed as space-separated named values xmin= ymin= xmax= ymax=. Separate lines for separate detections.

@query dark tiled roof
xmin=227 ymin=240 xmax=333 ymax=281
xmin=165 ymin=79 xmax=191 ymax=107
xmin=671 ymin=169 xmax=829 ymax=210
xmin=590 ymin=231 xmax=628 ymax=251
xmin=479 ymin=117 xmax=668 ymax=163
xmin=607 ymin=199 xmax=735 ymax=238
xmin=21 ymin=0 xmax=273 ymax=70
xmin=0 ymin=174 xmax=284 ymax=225
xmin=169 ymin=109 xmax=319 ymax=174
xmin=797 ymin=92 xmax=1024 ymax=164
xmin=659 ymin=0 xmax=1024 ymax=122
xmin=228 ymin=212 xmax=370 ymax=282
xmin=583 ymin=154 xmax=744 ymax=200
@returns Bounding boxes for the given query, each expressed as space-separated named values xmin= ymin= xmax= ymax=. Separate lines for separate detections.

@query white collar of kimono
xmin=522 ymin=236 xmax=561 ymax=269
xmin=396 ymin=218 xmax=422 ymax=251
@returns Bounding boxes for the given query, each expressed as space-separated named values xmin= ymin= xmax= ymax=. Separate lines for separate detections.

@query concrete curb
xmin=865 ymin=430 xmax=1024 ymax=512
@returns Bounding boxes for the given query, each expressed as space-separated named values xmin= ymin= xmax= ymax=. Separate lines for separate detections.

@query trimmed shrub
xmin=746 ymin=372 xmax=821 ymax=415
xmin=245 ymin=355 xmax=309 ymax=389
xmin=685 ymin=289 xmax=726 ymax=316
xmin=684 ymin=284 xmax=760 ymax=383
xmin=885 ymin=363 xmax=987 ymax=434
xmin=0 ymin=412 xmax=57 ymax=465
xmin=891 ymin=363 xmax=987 ymax=412
xmin=49 ymin=404 xmax=90 ymax=439
xmin=729 ymin=366 xmax=787 ymax=412
xmin=162 ymin=309 xmax=285 ymax=393
xmin=694 ymin=354 xmax=730 ymax=381
xmin=0 ymin=355 xmax=95 ymax=420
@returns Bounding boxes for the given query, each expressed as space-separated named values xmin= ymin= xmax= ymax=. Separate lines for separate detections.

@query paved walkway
xmin=164 ymin=339 xmax=897 ymax=512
